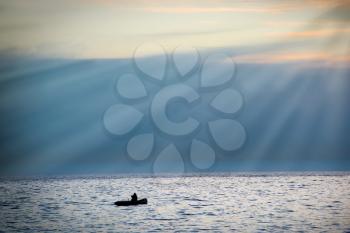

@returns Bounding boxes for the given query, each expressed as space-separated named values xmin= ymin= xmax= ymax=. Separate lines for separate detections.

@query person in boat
xmin=131 ymin=193 xmax=137 ymax=202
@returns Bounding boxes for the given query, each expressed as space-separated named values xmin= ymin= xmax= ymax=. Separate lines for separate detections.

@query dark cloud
xmin=0 ymin=23 xmax=40 ymax=32
xmin=317 ymin=1 xmax=350 ymax=22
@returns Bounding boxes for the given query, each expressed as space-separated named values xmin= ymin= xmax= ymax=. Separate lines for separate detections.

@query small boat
xmin=114 ymin=198 xmax=148 ymax=206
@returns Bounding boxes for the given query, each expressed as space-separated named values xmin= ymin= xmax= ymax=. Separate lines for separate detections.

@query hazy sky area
xmin=0 ymin=0 xmax=349 ymax=60
xmin=0 ymin=0 xmax=349 ymax=175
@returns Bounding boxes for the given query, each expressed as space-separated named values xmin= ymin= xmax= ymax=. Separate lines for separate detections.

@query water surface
xmin=1 ymin=173 xmax=350 ymax=232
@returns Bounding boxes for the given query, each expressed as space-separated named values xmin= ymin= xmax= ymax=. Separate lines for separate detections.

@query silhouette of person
xmin=131 ymin=193 xmax=137 ymax=202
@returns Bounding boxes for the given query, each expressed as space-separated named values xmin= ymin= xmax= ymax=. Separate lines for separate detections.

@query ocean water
xmin=1 ymin=173 xmax=350 ymax=232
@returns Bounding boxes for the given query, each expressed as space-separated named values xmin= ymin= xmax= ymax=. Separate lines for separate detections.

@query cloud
xmin=316 ymin=1 xmax=350 ymax=23
xmin=143 ymin=7 xmax=281 ymax=14
xmin=142 ymin=1 xmax=347 ymax=14
xmin=235 ymin=51 xmax=350 ymax=66
xmin=268 ymin=28 xmax=350 ymax=40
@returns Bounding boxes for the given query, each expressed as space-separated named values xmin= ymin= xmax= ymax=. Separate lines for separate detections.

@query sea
xmin=1 ymin=172 xmax=350 ymax=232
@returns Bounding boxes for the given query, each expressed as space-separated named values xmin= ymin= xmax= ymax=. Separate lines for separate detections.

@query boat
xmin=114 ymin=198 xmax=148 ymax=206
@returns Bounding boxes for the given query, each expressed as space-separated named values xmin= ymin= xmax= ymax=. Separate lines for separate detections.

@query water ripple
xmin=0 ymin=174 xmax=349 ymax=232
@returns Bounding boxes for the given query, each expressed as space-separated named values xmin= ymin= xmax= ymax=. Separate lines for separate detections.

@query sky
xmin=0 ymin=0 xmax=349 ymax=60
xmin=0 ymin=0 xmax=349 ymax=175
